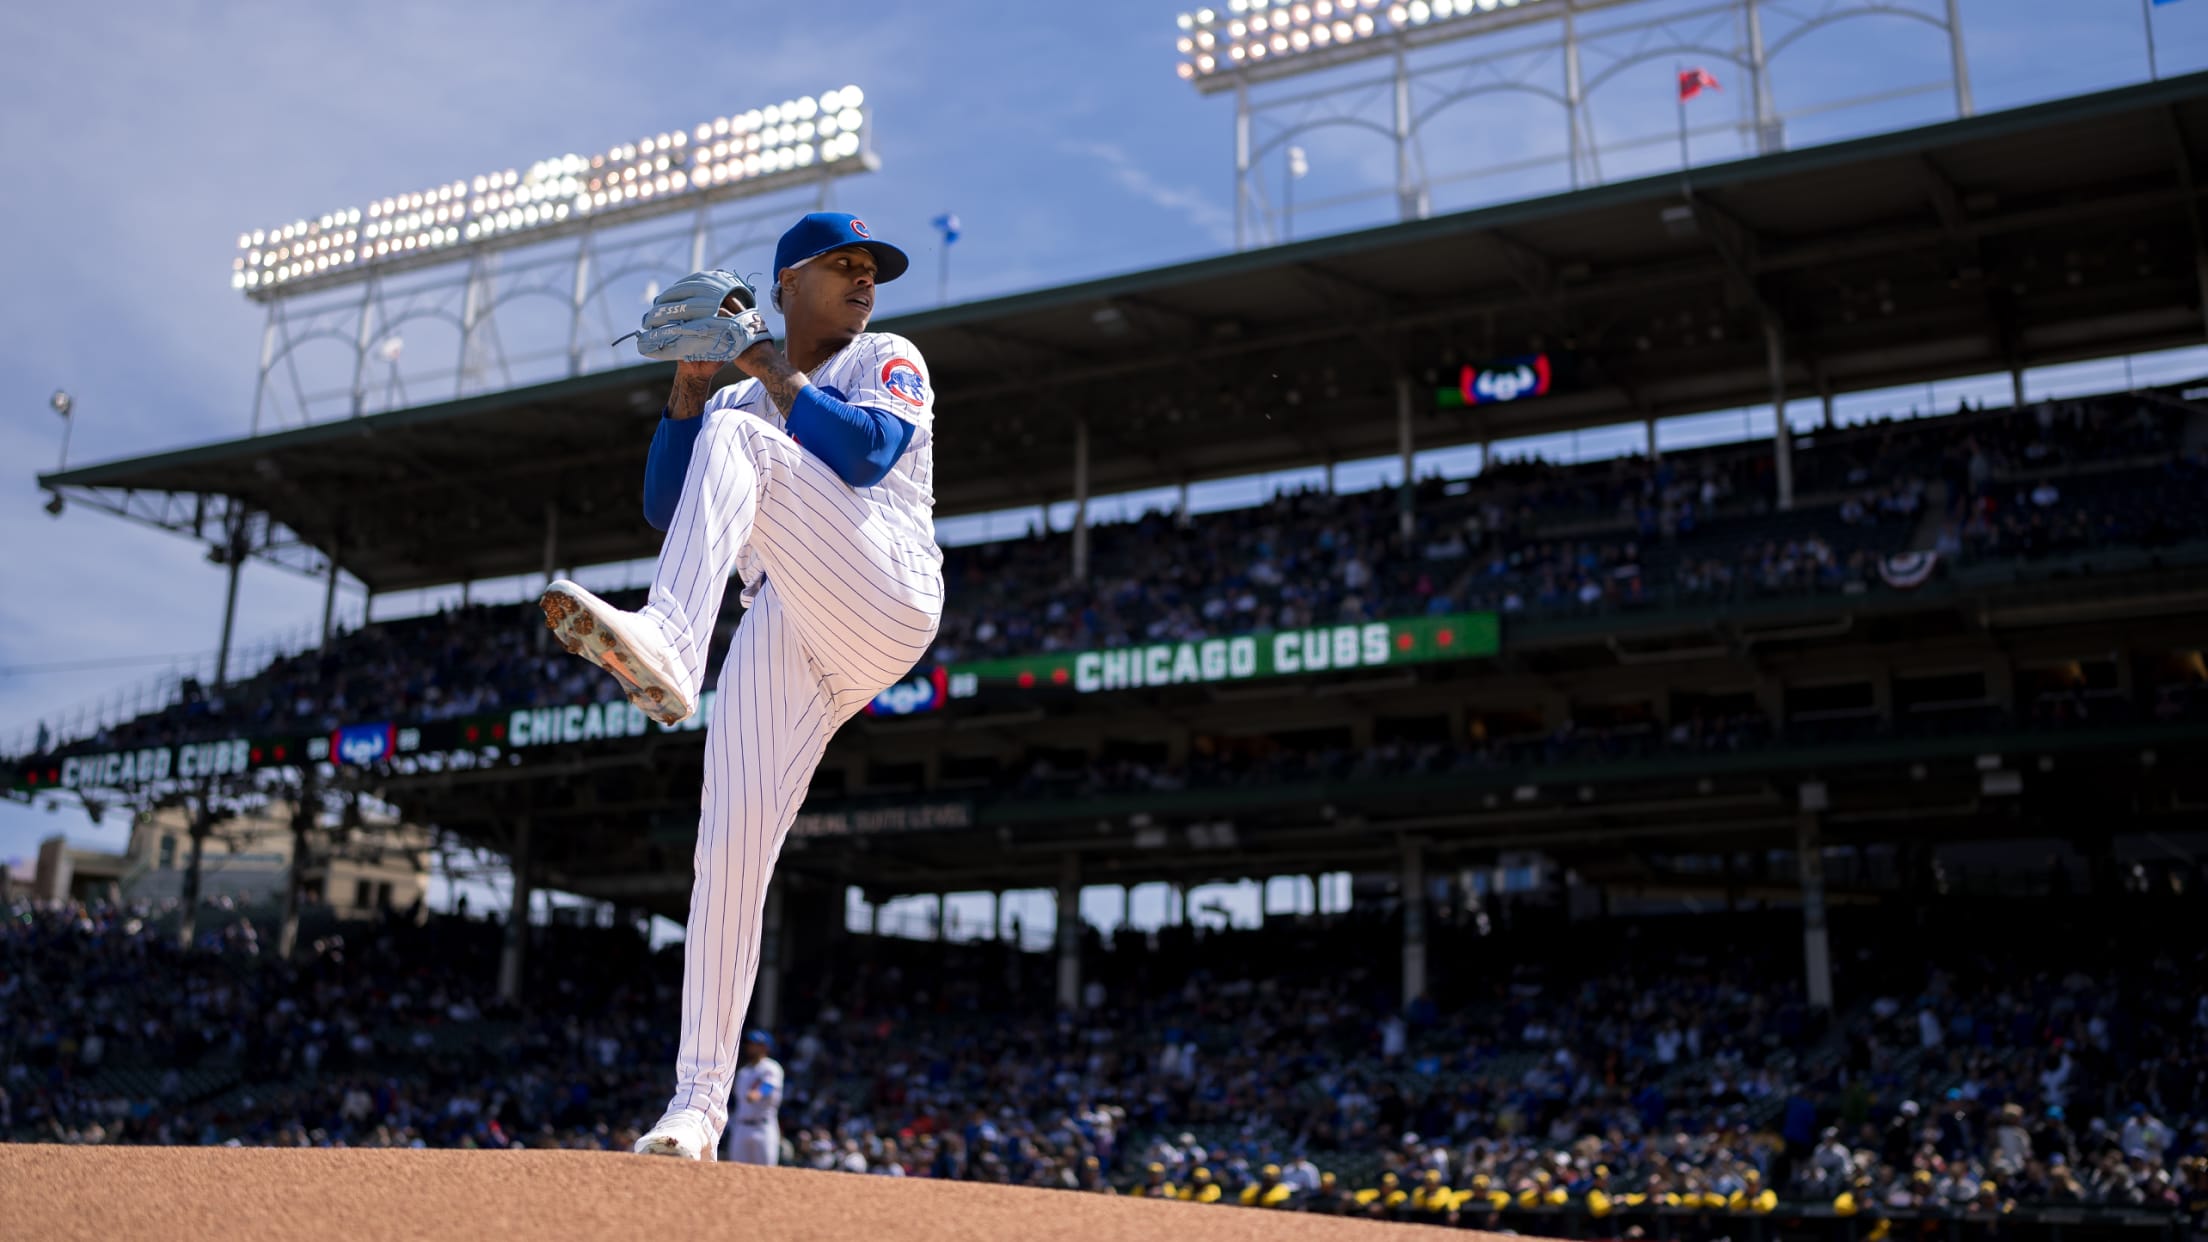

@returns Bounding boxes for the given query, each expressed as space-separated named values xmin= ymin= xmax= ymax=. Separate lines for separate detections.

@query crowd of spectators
xmin=934 ymin=392 xmax=2200 ymax=664
xmin=980 ymin=671 xmax=2208 ymax=806
xmin=13 ymin=392 xmax=2203 ymax=767
xmin=7 ymin=889 xmax=2205 ymax=1235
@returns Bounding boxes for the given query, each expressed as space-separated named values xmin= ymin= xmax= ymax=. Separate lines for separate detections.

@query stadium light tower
xmin=1174 ymin=0 xmax=1974 ymax=249
xmin=235 ymin=86 xmax=879 ymax=432
xmin=44 ymin=389 xmax=74 ymax=516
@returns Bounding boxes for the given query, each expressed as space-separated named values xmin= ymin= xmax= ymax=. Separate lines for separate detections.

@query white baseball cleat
xmin=634 ymin=1110 xmax=718 ymax=1161
xmin=539 ymin=579 xmax=696 ymax=727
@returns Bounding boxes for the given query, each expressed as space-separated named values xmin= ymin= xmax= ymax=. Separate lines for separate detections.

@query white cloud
xmin=1059 ymin=138 xmax=1236 ymax=246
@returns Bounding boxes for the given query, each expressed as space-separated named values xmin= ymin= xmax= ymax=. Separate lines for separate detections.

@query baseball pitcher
xmin=539 ymin=211 xmax=942 ymax=1160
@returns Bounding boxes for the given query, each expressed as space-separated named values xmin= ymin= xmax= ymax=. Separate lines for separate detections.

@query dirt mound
xmin=5 ymin=1145 xmax=1491 ymax=1242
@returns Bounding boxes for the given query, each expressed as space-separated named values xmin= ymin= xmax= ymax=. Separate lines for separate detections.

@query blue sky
xmin=3 ymin=0 xmax=2206 ymax=922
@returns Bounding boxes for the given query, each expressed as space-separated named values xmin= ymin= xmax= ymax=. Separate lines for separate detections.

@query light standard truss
xmin=1197 ymin=0 xmax=1971 ymax=247
xmin=239 ymin=90 xmax=879 ymax=433
xmin=246 ymin=189 xmax=849 ymax=432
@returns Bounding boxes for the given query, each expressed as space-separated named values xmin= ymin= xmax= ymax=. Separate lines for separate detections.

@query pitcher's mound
xmin=5 ymin=1145 xmax=1490 ymax=1242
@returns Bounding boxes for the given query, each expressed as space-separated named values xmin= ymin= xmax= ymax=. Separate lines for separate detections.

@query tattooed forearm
xmin=666 ymin=371 xmax=717 ymax=421
xmin=743 ymin=346 xmax=811 ymax=417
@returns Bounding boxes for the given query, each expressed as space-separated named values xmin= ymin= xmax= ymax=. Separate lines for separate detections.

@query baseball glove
xmin=617 ymin=269 xmax=774 ymax=363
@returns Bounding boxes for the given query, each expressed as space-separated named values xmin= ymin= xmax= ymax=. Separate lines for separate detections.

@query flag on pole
xmin=931 ymin=214 xmax=960 ymax=303
xmin=1678 ymin=67 xmax=1720 ymax=102
xmin=2153 ymin=0 xmax=2182 ymax=8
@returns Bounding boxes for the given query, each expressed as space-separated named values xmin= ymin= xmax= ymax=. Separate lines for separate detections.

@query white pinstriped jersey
xmin=703 ymin=331 xmax=937 ymax=546
xmin=639 ymin=324 xmax=943 ymax=1144
xmin=732 ymin=1057 xmax=783 ymax=1127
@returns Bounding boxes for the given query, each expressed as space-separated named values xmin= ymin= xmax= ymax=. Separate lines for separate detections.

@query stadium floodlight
xmin=1174 ymin=0 xmax=1578 ymax=90
xmin=233 ymin=85 xmax=873 ymax=300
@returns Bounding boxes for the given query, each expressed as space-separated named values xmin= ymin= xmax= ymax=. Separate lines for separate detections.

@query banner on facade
xmin=790 ymin=800 xmax=974 ymax=839
xmin=945 ymin=612 xmax=1500 ymax=699
xmin=11 ymin=614 xmax=1501 ymax=795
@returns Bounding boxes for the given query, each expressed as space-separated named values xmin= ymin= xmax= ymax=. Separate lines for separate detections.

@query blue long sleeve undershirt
xmin=641 ymin=410 xmax=705 ymax=532
xmin=641 ymin=386 xmax=915 ymax=531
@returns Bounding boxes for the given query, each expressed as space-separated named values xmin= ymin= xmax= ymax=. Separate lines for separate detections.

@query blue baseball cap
xmin=773 ymin=212 xmax=908 ymax=288
xmin=743 ymin=1030 xmax=774 ymax=1050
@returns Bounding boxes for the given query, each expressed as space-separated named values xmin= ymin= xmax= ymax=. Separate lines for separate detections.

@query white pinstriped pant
xmin=638 ymin=410 xmax=941 ymax=1141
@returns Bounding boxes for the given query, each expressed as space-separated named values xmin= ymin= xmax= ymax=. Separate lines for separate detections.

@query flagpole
xmin=939 ymin=243 xmax=949 ymax=305
xmin=1675 ymin=63 xmax=1690 ymax=177
xmin=2143 ymin=0 xmax=2161 ymax=80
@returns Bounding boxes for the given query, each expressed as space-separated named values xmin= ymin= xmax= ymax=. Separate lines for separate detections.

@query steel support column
xmin=1072 ymin=417 xmax=1092 ymax=581
xmin=1056 ymin=855 xmax=1082 ymax=1012
xmin=1946 ymin=0 xmax=1975 ymax=117
xmin=1396 ymin=374 xmax=1416 ymax=540
xmin=178 ymin=787 xmax=211 ymax=950
xmin=567 ymin=232 xmax=592 ymax=378
xmin=1764 ymin=319 xmax=1795 ymax=511
xmin=1565 ymin=6 xmax=1587 ymax=189
xmin=250 ymin=303 xmax=279 ymax=434
xmin=1798 ymin=810 xmax=1834 ymax=1010
xmin=348 ymin=275 xmax=378 ymax=417
xmin=1393 ymin=48 xmax=1421 ymax=221
xmin=541 ymin=500 xmax=559 ymax=586
xmin=1235 ymin=82 xmax=1254 ymax=250
xmin=498 ymin=817 xmax=533 ymax=1003
xmin=458 ymin=256 xmax=488 ymax=397
xmin=213 ymin=511 xmax=248 ymax=687
xmin=756 ymin=882 xmax=785 ymax=1031
xmin=320 ymin=551 xmax=341 ymax=646
xmin=1401 ymin=839 xmax=1427 ymax=1007
xmin=278 ymin=764 xmax=317 ymax=961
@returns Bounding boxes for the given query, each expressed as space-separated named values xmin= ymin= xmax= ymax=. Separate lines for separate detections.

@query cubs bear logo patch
xmin=880 ymin=356 xmax=926 ymax=407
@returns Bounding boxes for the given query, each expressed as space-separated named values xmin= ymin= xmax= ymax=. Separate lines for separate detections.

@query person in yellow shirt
xmin=1729 ymin=1168 xmax=1779 ymax=1213
xmin=1179 ymin=1166 xmax=1223 ymax=1204
xmin=1355 ymin=1171 xmax=1409 ymax=1215
xmin=1409 ymin=1168 xmax=1454 ymax=1216
xmin=1466 ymin=1172 xmax=1511 ymax=1212
xmin=1129 ymin=1161 xmax=1178 ymax=1199
xmin=1516 ymin=1168 xmax=1567 ymax=1208
xmin=1585 ymin=1166 xmax=1616 ymax=1218
xmin=1078 ymin=1155 xmax=1111 ymax=1195
xmin=1238 ymin=1164 xmax=1294 ymax=1208
xmin=1609 ymin=1164 xmax=1658 ymax=1210
xmin=1676 ymin=1169 xmax=1721 ymax=1211
xmin=1307 ymin=1171 xmax=1352 ymax=1215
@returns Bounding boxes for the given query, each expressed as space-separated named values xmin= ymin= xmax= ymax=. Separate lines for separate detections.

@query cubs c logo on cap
xmin=880 ymin=356 xmax=925 ymax=407
xmin=850 ymin=219 xmax=871 ymax=238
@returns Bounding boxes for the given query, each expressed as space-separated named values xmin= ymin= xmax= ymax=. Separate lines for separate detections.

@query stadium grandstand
xmin=10 ymin=72 xmax=2208 ymax=1241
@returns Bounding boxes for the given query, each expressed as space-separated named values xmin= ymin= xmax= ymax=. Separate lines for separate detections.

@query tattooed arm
xmin=735 ymin=342 xmax=915 ymax=488
xmin=734 ymin=343 xmax=810 ymax=417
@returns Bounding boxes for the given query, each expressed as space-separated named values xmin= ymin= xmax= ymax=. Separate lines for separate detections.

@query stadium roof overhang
xmin=43 ymin=71 xmax=2208 ymax=594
